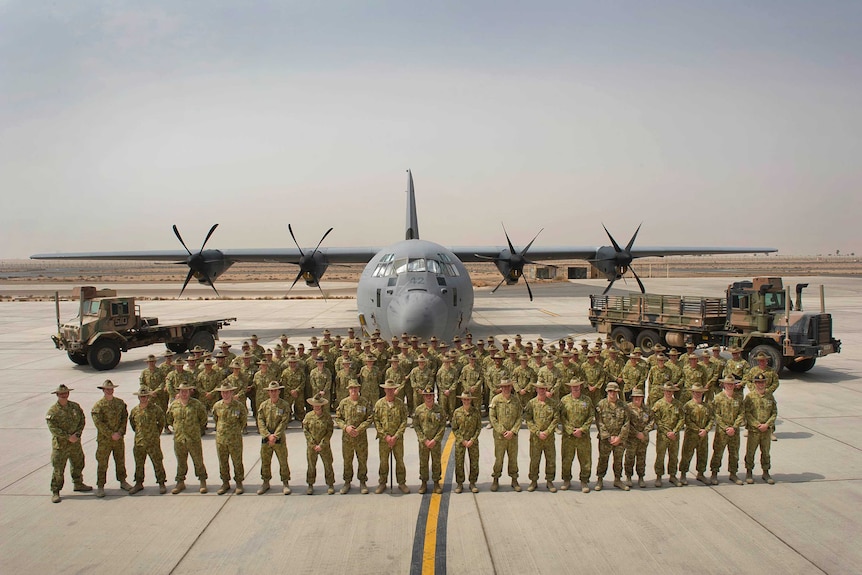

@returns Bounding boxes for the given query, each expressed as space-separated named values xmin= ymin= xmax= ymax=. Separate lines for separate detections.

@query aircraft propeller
xmin=173 ymin=223 xmax=221 ymax=298
xmin=287 ymin=224 xmax=333 ymax=300
xmin=594 ymin=223 xmax=646 ymax=295
xmin=475 ymin=224 xmax=543 ymax=301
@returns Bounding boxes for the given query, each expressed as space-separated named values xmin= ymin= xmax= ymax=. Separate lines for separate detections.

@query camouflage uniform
xmin=710 ymin=391 xmax=745 ymax=476
xmin=197 ymin=368 xmax=225 ymax=413
xmin=459 ymin=363 xmax=485 ymax=410
xmin=140 ymin=366 xmax=168 ymax=413
xmin=373 ymin=397 xmax=409 ymax=485
xmin=166 ymin=398 xmax=208 ymax=482
xmin=212 ymin=398 xmax=248 ymax=484
xmin=535 ymin=364 xmax=564 ymax=402
xmin=408 ymin=364 xmax=435 ymax=416
xmin=581 ymin=360 xmax=606 ymax=409
xmin=624 ymin=400 xmax=652 ymax=480
xmin=451 ymin=402 xmax=481 ymax=486
xmin=744 ymin=390 xmax=778 ymax=475
xmin=621 ymin=360 xmax=646 ymax=398
xmin=385 ymin=361 xmax=408 ymax=402
xmin=91 ymin=395 xmax=129 ymax=488
xmin=308 ymin=367 xmax=333 ymax=413
xmin=129 ymin=400 xmax=167 ymax=485
xmin=484 ymin=364 xmax=507 ymax=410
xmin=646 ymin=364 xmax=674 ymax=408
xmin=560 ymin=392 xmax=594 ymax=484
xmin=680 ymin=399 xmax=714 ymax=476
xmin=595 ymin=398 xmax=630 ymax=481
xmin=46 ymin=399 xmax=88 ymax=493
xmin=302 ymin=408 xmax=335 ymax=488
xmin=525 ymin=395 xmax=558 ymax=484
xmin=414 ymin=401 xmax=447 ymax=485
xmin=652 ymin=396 xmax=684 ymax=477
xmin=165 ymin=368 xmax=195 ymax=401
xmin=436 ymin=363 xmax=459 ymax=421
xmin=603 ymin=354 xmax=625 ymax=384
xmin=489 ymin=393 xmax=522 ymax=480
xmin=280 ymin=364 xmax=307 ymax=422
xmin=257 ymin=397 xmax=291 ymax=483
xmin=335 ymin=395 xmax=374 ymax=484
xmin=223 ymin=370 xmax=249 ymax=403
xmin=513 ymin=362 xmax=537 ymax=405
xmin=333 ymin=366 xmax=354 ymax=407
xmin=744 ymin=366 xmax=779 ymax=397
xmin=252 ymin=367 xmax=275 ymax=416
xmin=680 ymin=363 xmax=708 ymax=404
xmin=360 ymin=364 xmax=383 ymax=406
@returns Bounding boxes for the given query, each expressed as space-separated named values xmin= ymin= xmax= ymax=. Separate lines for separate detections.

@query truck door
xmin=109 ymin=301 xmax=131 ymax=329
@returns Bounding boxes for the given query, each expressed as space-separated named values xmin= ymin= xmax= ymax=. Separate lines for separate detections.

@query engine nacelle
xmin=191 ymin=250 xmax=233 ymax=284
xmin=301 ymin=252 xmax=329 ymax=287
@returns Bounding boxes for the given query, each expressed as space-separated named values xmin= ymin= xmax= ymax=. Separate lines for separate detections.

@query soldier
xmin=360 ymin=353 xmax=383 ymax=407
xmin=646 ymin=353 xmax=674 ymax=408
xmin=513 ymin=354 xmax=537 ymax=405
xmin=582 ymin=351 xmax=606 ymax=410
xmin=679 ymin=341 xmax=698 ymax=365
xmin=723 ymin=346 xmax=750 ymax=382
xmin=489 ymin=379 xmax=522 ymax=492
xmin=524 ymin=382 xmax=559 ymax=493
xmin=198 ymin=356 xmax=225 ymax=413
xmin=436 ymin=354 xmax=459 ymax=422
xmin=224 ymin=360 xmax=249 ymax=405
xmin=211 ymin=383 xmax=248 ymax=495
xmin=459 ymin=353 xmax=485 ymax=415
xmin=559 ymin=379 xmax=594 ymax=493
xmin=165 ymin=358 xmax=194 ymax=403
xmin=373 ymin=380 xmax=410 ymax=494
xmin=595 ymin=382 xmax=630 ymax=491
xmin=408 ymin=355 xmax=435 ymax=417
xmin=385 ymin=355 xmax=408 ymax=403
xmin=218 ymin=341 xmax=236 ymax=366
xmin=166 ymin=382 xmax=209 ymax=494
xmin=679 ymin=383 xmax=713 ymax=485
xmin=333 ymin=358 xmax=354 ymax=408
xmin=484 ymin=352 xmax=508 ymax=415
xmin=256 ymin=381 xmax=292 ymax=495
xmin=710 ymin=377 xmax=745 ymax=485
xmin=647 ymin=344 xmax=667 ymax=367
xmin=622 ymin=386 xmax=652 ymax=489
xmin=157 ymin=349 xmax=176 ymax=381
xmin=302 ymin=397 xmax=335 ymax=495
xmin=335 ymin=380 xmax=373 ymax=494
xmin=680 ymin=353 xmax=708 ymax=404
xmin=451 ymin=391 xmax=481 ymax=494
xmin=281 ymin=355 xmax=307 ymax=423
xmin=666 ymin=348 xmax=684 ymax=384
xmin=140 ymin=354 xmax=168 ymax=414
xmin=46 ymin=384 xmax=92 ymax=503
xmin=603 ymin=346 xmax=625 ymax=386
xmin=414 ymin=388 xmax=446 ymax=494
xmin=309 ymin=356 xmax=333 ymax=413
xmin=620 ymin=353 xmax=647 ymax=401
xmin=744 ymin=375 xmax=778 ymax=484
xmin=699 ymin=350 xmax=720 ymax=402
xmin=651 ymin=383 xmax=684 ymax=487
xmin=128 ymin=385 xmax=167 ymax=495
xmin=91 ymin=380 xmax=132 ymax=497
xmin=251 ymin=359 xmax=275 ymax=420
xmin=744 ymin=352 xmax=780 ymax=442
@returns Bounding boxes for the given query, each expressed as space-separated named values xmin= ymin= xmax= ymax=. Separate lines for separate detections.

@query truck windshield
xmin=83 ymin=301 xmax=100 ymax=315
xmin=764 ymin=291 xmax=786 ymax=311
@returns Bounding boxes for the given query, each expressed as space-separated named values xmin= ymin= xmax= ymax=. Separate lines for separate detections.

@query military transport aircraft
xmin=31 ymin=171 xmax=776 ymax=340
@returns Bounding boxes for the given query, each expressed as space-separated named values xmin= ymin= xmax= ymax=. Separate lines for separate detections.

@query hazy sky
xmin=2 ymin=1 xmax=860 ymax=259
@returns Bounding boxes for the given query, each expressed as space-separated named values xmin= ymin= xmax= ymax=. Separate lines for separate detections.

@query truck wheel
xmin=67 ymin=351 xmax=89 ymax=366
xmin=166 ymin=342 xmax=188 ymax=354
xmin=748 ymin=344 xmax=783 ymax=372
xmin=87 ymin=339 xmax=121 ymax=371
xmin=188 ymin=330 xmax=215 ymax=352
xmin=636 ymin=330 xmax=661 ymax=355
xmin=787 ymin=357 xmax=816 ymax=372
xmin=610 ymin=326 xmax=635 ymax=347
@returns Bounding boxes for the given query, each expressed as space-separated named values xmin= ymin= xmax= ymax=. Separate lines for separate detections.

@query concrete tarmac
xmin=0 ymin=277 xmax=860 ymax=574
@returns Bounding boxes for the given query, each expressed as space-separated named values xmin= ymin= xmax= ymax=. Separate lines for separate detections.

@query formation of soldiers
xmin=46 ymin=330 xmax=779 ymax=502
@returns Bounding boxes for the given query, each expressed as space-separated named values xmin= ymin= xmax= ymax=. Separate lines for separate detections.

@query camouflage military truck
xmin=52 ymin=286 xmax=236 ymax=371
xmin=589 ymin=277 xmax=841 ymax=372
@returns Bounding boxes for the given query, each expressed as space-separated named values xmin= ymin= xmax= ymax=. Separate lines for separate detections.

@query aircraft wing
xmin=30 ymin=248 xmax=380 ymax=264
xmin=450 ymin=245 xmax=776 ymax=263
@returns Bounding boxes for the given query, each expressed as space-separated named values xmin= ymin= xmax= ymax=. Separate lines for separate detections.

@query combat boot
xmin=710 ymin=472 xmax=719 ymax=485
xmin=771 ymin=431 xmax=778 ymax=442
xmin=470 ymin=483 xmax=479 ymax=493
xmin=234 ymin=482 xmax=244 ymax=495
xmin=638 ymin=476 xmax=646 ymax=489
xmin=306 ymin=485 xmax=314 ymax=495
xmin=763 ymin=472 xmax=775 ymax=485
xmin=561 ymin=480 xmax=571 ymax=491
xmin=73 ymin=482 xmax=92 ymax=492
xmin=51 ymin=492 xmax=61 ymax=503
xmin=625 ymin=475 xmax=633 ymax=488
xmin=581 ymin=481 xmax=590 ymax=493
xmin=655 ymin=476 xmax=663 ymax=488
xmin=418 ymin=482 xmax=428 ymax=494
xmin=455 ymin=483 xmax=463 ymax=494
xmin=359 ymin=481 xmax=368 ymax=495
xmin=511 ymin=479 xmax=522 ymax=492
xmin=729 ymin=474 xmax=743 ymax=485
xmin=129 ymin=482 xmax=144 ymax=495
xmin=327 ymin=485 xmax=335 ymax=495
xmin=374 ymin=483 xmax=386 ymax=494
xmin=696 ymin=473 xmax=708 ymax=485
xmin=433 ymin=482 xmax=442 ymax=494
xmin=546 ymin=481 xmax=557 ymax=493
xmin=679 ymin=473 xmax=688 ymax=486
xmin=158 ymin=482 xmax=167 ymax=494
xmin=490 ymin=478 xmax=499 ymax=492
xmin=96 ymin=485 xmax=106 ymax=498
xmin=171 ymin=481 xmax=186 ymax=494
xmin=257 ymin=480 xmax=270 ymax=495
xmin=340 ymin=482 xmax=351 ymax=495
xmin=398 ymin=483 xmax=410 ymax=494
xmin=669 ymin=475 xmax=681 ymax=487
xmin=217 ymin=482 xmax=231 ymax=495
xmin=527 ymin=481 xmax=538 ymax=492
xmin=199 ymin=480 xmax=207 ymax=494
xmin=595 ymin=478 xmax=603 ymax=491
xmin=283 ymin=481 xmax=292 ymax=495
xmin=613 ymin=477 xmax=630 ymax=491
xmin=746 ymin=470 xmax=754 ymax=484
xmin=120 ymin=480 xmax=133 ymax=491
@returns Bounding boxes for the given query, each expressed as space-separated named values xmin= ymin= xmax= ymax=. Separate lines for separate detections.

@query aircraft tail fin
xmin=405 ymin=169 xmax=419 ymax=240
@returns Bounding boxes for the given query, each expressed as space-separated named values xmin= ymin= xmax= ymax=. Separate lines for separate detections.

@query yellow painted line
xmin=539 ymin=308 xmax=559 ymax=317
xmin=421 ymin=431 xmax=456 ymax=575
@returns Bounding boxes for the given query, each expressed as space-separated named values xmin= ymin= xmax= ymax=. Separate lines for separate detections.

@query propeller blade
xmin=501 ymin=223 xmax=516 ymax=256
xmin=173 ymin=225 xmax=192 ymax=256
xmin=625 ymin=223 xmax=642 ymax=253
xmin=201 ymin=270 xmax=220 ymax=297
xmin=490 ymin=276 xmax=507 ymax=294
xmin=473 ymin=254 xmax=499 ymax=261
xmin=523 ymin=276 xmax=534 ymax=301
xmin=288 ymin=224 xmax=305 ymax=257
xmin=520 ymin=228 xmax=544 ymax=257
xmin=602 ymin=277 xmax=617 ymax=295
xmin=316 ymin=284 xmax=328 ymax=302
xmin=631 ymin=266 xmax=646 ymax=294
xmin=310 ymin=227 xmax=334 ymax=257
xmin=179 ymin=268 xmax=194 ymax=298
xmin=200 ymin=223 xmax=219 ymax=252
xmin=602 ymin=224 xmax=623 ymax=253
xmin=287 ymin=270 xmax=304 ymax=295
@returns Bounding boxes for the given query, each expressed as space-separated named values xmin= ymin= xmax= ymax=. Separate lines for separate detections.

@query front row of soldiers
xmin=46 ymin=371 xmax=777 ymax=502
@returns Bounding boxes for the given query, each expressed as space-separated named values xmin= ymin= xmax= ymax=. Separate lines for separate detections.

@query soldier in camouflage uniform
xmin=512 ymin=354 xmax=537 ymax=406
xmin=722 ymin=346 xmax=749 ymax=400
xmin=157 ymin=350 xmax=175 ymax=381
xmin=373 ymin=380 xmax=410 ymax=494
xmin=251 ymin=359 xmax=275 ymax=419
xmin=679 ymin=383 xmax=713 ymax=485
xmin=620 ymin=353 xmax=647 ymax=401
xmin=212 ymin=383 xmax=248 ymax=495
xmin=646 ymin=354 xmax=674 ymax=409
xmin=414 ymin=389 xmax=447 ymax=494
xmin=281 ymin=355 xmax=307 ymax=423
xmin=652 ymin=383 xmax=684 ymax=487
xmin=744 ymin=352 xmax=780 ymax=401
xmin=559 ymin=379 xmax=594 ymax=493
xmin=129 ymin=385 xmax=167 ymax=495
xmin=333 ymin=358 xmax=355 ymax=408
xmin=678 ymin=341 xmax=698 ymax=366
xmin=46 ymin=384 xmax=92 ymax=502
xmin=489 ymin=380 xmax=522 ymax=492
xmin=384 ymin=355 xmax=408 ymax=403
xmin=166 ymin=383 xmax=209 ymax=494
xmin=335 ymin=380 xmax=373 ymax=494
xmin=484 ymin=353 xmax=508 ymax=415
xmin=256 ymin=381 xmax=292 ymax=495
xmin=360 ymin=354 xmax=383 ymax=407
xmin=197 ymin=358 xmax=224 ymax=434
xmin=459 ymin=353 xmax=486 ymax=414
xmin=140 ymin=354 xmax=168 ymax=414
xmin=535 ymin=354 xmax=564 ymax=404
xmin=436 ymin=354 xmax=459 ymax=422
xmin=680 ymin=354 xmax=708 ymax=405
xmin=165 ymin=358 xmax=195 ymax=403
xmin=581 ymin=351 xmax=606 ymax=411
xmin=249 ymin=334 xmax=265 ymax=359
xmin=744 ymin=375 xmax=778 ymax=484
xmin=525 ymin=382 xmax=559 ymax=493
xmin=91 ymin=380 xmax=132 ymax=497
xmin=408 ymin=356 xmax=435 ymax=417
xmin=595 ymin=382 xmax=630 ymax=491
xmin=710 ymin=377 xmax=745 ymax=485
xmin=451 ymin=392 xmax=481 ymax=493
xmin=303 ymin=396 xmax=335 ymax=495
xmin=603 ymin=347 xmax=625 ymax=386
xmin=624 ymin=388 xmax=652 ymax=489
xmin=308 ymin=356 xmax=333 ymax=413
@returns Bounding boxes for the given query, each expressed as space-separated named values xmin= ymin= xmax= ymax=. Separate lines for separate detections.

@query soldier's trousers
xmin=96 ymin=437 xmax=127 ymax=485
xmin=217 ymin=438 xmax=244 ymax=483
xmin=710 ymin=430 xmax=741 ymax=473
xmin=492 ymin=434 xmax=519 ymax=479
xmin=454 ymin=441 xmax=479 ymax=484
xmin=528 ymin=434 xmax=556 ymax=482
xmin=647 ymin=391 xmax=662 ymax=410
xmin=155 ymin=392 xmax=169 ymax=415
xmin=654 ymin=432 xmax=680 ymax=476
xmin=680 ymin=430 xmax=709 ymax=474
xmin=378 ymin=436 xmax=407 ymax=485
xmin=51 ymin=443 xmax=85 ymax=492
xmin=624 ymin=437 xmax=648 ymax=478
xmin=174 ymin=438 xmax=207 ymax=481
xmin=288 ymin=392 xmax=306 ymax=422
xmin=133 ymin=441 xmax=166 ymax=484
xmin=596 ymin=439 xmax=625 ymax=479
xmin=439 ymin=390 xmax=457 ymax=421
xmin=342 ymin=433 xmax=368 ymax=482
xmin=744 ymin=429 xmax=772 ymax=472
xmin=418 ymin=441 xmax=443 ymax=482
xmin=260 ymin=439 xmax=290 ymax=482
xmin=561 ymin=435 xmax=591 ymax=482
xmin=307 ymin=442 xmax=335 ymax=486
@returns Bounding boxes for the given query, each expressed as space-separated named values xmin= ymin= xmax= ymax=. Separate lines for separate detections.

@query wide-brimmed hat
xmin=97 ymin=380 xmax=118 ymax=390
xmin=51 ymin=384 xmax=73 ymax=394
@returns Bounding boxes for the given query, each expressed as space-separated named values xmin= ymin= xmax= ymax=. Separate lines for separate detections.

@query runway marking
xmin=539 ymin=308 xmax=559 ymax=317
xmin=410 ymin=429 xmax=456 ymax=575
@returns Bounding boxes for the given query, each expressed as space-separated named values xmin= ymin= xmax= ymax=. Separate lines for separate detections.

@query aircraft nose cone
xmin=387 ymin=291 xmax=448 ymax=339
